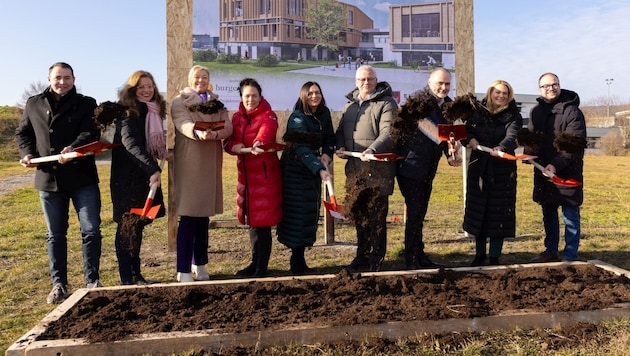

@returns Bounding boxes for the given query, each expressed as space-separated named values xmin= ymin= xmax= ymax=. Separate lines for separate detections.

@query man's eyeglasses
xmin=356 ymin=77 xmax=376 ymax=83
xmin=540 ymin=83 xmax=559 ymax=90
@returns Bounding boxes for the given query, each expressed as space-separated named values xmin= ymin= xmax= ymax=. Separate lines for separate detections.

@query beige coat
xmin=171 ymin=87 xmax=232 ymax=217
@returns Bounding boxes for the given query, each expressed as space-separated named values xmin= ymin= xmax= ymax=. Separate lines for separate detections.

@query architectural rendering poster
xmin=193 ymin=0 xmax=456 ymax=111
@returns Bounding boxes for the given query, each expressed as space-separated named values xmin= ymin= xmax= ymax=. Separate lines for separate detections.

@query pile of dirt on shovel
xmin=36 ymin=264 xmax=630 ymax=344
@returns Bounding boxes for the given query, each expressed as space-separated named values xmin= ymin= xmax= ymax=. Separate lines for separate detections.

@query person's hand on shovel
xmin=19 ymin=154 xmax=34 ymax=167
xmin=58 ymin=146 xmax=74 ymax=164
xmin=149 ymin=170 xmax=161 ymax=187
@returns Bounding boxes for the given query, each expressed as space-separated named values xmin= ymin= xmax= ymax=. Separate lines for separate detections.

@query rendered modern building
xmin=218 ymin=0 xmax=373 ymax=61
xmin=389 ymin=1 xmax=455 ymax=69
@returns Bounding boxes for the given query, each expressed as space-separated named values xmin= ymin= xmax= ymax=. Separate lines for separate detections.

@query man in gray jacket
xmin=336 ymin=65 xmax=398 ymax=272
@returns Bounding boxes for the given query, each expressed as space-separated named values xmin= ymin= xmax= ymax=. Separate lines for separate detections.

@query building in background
xmin=218 ymin=0 xmax=372 ymax=61
xmin=389 ymin=1 xmax=454 ymax=69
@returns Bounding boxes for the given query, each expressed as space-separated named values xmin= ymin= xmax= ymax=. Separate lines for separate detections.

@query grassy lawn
xmin=1 ymin=154 xmax=630 ymax=354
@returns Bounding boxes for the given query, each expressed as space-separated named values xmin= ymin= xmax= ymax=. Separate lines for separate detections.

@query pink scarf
xmin=140 ymin=100 xmax=167 ymax=160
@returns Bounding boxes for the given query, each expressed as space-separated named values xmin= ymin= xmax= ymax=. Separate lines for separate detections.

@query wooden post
xmin=454 ymin=0 xmax=474 ymax=238
xmin=166 ymin=0 xmax=193 ymax=251
xmin=454 ymin=0 xmax=474 ymax=95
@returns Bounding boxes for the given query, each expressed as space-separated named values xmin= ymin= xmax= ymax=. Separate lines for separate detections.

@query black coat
xmin=528 ymin=90 xmax=586 ymax=206
xmin=277 ymin=107 xmax=335 ymax=248
xmin=15 ymin=87 xmax=100 ymax=192
xmin=396 ymin=89 xmax=451 ymax=182
xmin=462 ymin=100 xmax=522 ymax=238
xmin=110 ymin=101 xmax=165 ymax=223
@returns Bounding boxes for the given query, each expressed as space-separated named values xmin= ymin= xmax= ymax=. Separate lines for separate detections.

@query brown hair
xmin=293 ymin=81 xmax=327 ymax=114
xmin=118 ymin=70 xmax=166 ymax=118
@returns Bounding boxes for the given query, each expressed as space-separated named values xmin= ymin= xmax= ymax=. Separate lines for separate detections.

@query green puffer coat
xmin=276 ymin=107 xmax=335 ymax=248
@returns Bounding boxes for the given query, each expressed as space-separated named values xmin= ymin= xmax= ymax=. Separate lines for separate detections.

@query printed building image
xmin=218 ymin=0 xmax=373 ymax=61
xmin=389 ymin=1 xmax=455 ymax=68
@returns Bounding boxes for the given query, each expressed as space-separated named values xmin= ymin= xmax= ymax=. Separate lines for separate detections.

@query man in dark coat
xmin=16 ymin=62 xmax=102 ymax=304
xmin=336 ymin=65 xmax=397 ymax=272
xmin=526 ymin=72 xmax=586 ymax=262
xmin=396 ymin=67 xmax=454 ymax=270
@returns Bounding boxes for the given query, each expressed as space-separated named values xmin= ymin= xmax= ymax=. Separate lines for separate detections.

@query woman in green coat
xmin=277 ymin=81 xmax=335 ymax=274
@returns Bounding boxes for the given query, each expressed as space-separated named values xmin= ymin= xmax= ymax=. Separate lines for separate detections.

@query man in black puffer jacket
xmin=526 ymin=72 xmax=586 ymax=263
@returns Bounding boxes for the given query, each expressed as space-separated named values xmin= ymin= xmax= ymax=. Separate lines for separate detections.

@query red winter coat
xmin=224 ymin=98 xmax=282 ymax=227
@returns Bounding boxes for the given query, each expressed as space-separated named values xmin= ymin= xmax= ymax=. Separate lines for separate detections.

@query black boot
xmin=290 ymin=247 xmax=312 ymax=275
xmin=471 ymin=254 xmax=486 ymax=267
xmin=489 ymin=257 xmax=500 ymax=265
xmin=253 ymin=227 xmax=272 ymax=277
xmin=290 ymin=247 xmax=305 ymax=275
xmin=236 ymin=229 xmax=259 ymax=277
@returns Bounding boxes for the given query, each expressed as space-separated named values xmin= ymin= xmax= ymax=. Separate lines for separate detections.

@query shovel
xmin=129 ymin=159 xmax=165 ymax=220
xmin=341 ymin=151 xmax=405 ymax=161
xmin=323 ymin=177 xmax=347 ymax=220
xmin=476 ymin=145 xmax=537 ymax=161
xmin=29 ymin=141 xmax=117 ymax=164
xmin=129 ymin=183 xmax=162 ymax=220
xmin=525 ymin=159 xmax=582 ymax=187
xmin=239 ymin=142 xmax=286 ymax=154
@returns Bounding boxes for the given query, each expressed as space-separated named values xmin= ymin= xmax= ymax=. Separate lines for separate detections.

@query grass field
xmin=1 ymin=153 xmax=630 ymax=354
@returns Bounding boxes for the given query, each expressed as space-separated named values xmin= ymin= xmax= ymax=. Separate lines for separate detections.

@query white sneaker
xmin=177 ymin=272 xmax=194 ymax=282
xmin=86 ymin=280 xmax=103 ymax=288
xmin=191 ymin=265 xmax=210 ymax=281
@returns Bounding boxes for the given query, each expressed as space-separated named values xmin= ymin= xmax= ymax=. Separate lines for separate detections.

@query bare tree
xmin=17 ymin=81 xmax=49 ymax=108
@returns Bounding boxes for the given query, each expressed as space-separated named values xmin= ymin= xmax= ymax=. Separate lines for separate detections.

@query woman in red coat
xmin=224 ymin=78 xmax=282 ymax=277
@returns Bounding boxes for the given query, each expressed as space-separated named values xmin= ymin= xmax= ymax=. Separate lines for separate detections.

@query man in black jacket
xmin=396 ymin=68 xmax=455 ymax=270
xmin=527 ymin=73 xmax=586 ymax=263
xmin=16 ymin=62 xmax=103 ymax=304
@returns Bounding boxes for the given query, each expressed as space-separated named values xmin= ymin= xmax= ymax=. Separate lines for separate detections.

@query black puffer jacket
xmin=110 ymin=101 xmax=165 ymax=223
xmin=277 ymin=107 xmax=335 ymax=248
xmin=527 ymin=89 xmax=586 ymax=206
xmin=462 ymin=99 xmax=522 ymax=238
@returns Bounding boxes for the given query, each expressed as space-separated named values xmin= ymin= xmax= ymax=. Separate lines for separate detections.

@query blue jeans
xmin=542 ymin=204 xmax=581 ymax=260
xmin=40 ymin=184 xmax=102 ymax=286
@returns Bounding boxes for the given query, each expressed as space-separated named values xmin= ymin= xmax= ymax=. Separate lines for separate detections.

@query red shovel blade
xmin=437 ymin=124 xmax=467 ymax=142
xmin=130 ymin=204 xmax=161 ymax=220
xmin=323 ymin=200 xmax=346 ymax=220
xmin=550 ymin=176 xmax=582 ymax=187
xmin=260 ymin=142 xmax=286 ymax=152
xmin=370 ymin=153 xmax=405 ymax=161
xmin=74 ymin=141 xmax=118 ymax=155
xmin=130 ymin=183 xmax=161 ymax=220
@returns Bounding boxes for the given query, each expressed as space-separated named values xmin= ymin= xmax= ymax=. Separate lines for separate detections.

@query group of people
xmin=15 ymin=61 xmax=586 ymax=305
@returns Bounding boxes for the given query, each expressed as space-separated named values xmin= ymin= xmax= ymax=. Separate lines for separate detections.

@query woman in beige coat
xmin=171 ymin=65 xmax=233 ymax=282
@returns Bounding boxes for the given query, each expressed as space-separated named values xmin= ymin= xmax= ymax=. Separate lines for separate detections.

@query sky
xmin=1 ymin=0 xmax=628 ymax=107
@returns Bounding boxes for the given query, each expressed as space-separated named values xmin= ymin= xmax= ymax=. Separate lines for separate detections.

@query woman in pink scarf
xmin=110 ymin=70 xmax=167 ymax=285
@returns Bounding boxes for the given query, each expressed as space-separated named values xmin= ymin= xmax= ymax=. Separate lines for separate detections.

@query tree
xmin=17 ymin=81 xmax=48 ymax=108
xmin=306 ymin=0 xmax=346 ymax=55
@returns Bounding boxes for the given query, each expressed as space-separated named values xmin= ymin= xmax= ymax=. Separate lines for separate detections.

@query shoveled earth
xmin=37 ymin=263 xmax=630 ymax=349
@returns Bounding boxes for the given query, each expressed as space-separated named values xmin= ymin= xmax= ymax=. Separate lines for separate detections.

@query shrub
xmin=255 ymin=54 xmax=279 ymax=67
xmin=217 ymin=53 xmax=242 ymax=64
xmin=192 ymin=49 xmax=218 ymax=62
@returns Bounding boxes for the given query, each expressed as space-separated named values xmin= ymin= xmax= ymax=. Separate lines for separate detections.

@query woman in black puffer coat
xmin=462 ymin=80 xmax=522 ymax=266
xmin=277 ymin=81 xmax=335 ymax=275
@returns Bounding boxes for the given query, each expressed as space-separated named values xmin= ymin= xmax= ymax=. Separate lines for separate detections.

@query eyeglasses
xmin=356 ymin=77 xmax=376 ymax=83
xmin=539 ymin=83 xmax=559 ymax=90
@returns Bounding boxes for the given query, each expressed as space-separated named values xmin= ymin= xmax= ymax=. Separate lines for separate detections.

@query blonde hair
xmin=187 ymin=65 xmax=210 ymax=88
xmin=485 ymin=80 xmax=513 ymax=114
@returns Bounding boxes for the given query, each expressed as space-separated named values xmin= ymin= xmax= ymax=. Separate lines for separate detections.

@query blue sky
xmin=1 ymin=0 xmax=628 ymax=106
